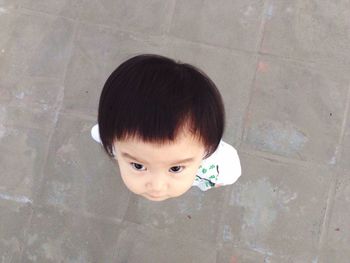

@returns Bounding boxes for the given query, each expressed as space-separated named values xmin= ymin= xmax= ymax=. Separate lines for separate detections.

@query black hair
xmin=97 ymin=53 xmax=225 ymax=160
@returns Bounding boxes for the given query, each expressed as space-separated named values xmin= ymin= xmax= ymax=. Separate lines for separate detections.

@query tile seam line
xmin=256 ymin=0 xmax=272 ymax=52
xmin=21 ymin=3 xmax=350 ymax=71
xmin=334 ymin=84 xmax=350 ymax=163
xmin=257 ymin=51 xmax=350 ymax=70
xmin=316 ymin=171 xmax=338 ymax=263
xmin=17 ymin=5 xmax=350 ymax=69
xmin=163 ymin=0 xmax=177 ymax=35
xmin=316 ymin=84 xmax=350 ymax=261
xmin=238 ymin=148 xmax=337 ymax=170
xmin=59 ymin=108 xmax=98 ymax=122
xmin=17 ymin=7 xmax=261 ymax=59
xmin=218 ymin=2 xmax=271 ymax=253
xmin=21 ymin=8 xmax=172 ymax=44
xmin=237 ymin=0 xmax=271 ymax=146
xmin=17 ymin=6 xmax=77 ymax=23
xmin=17 ymin=7 xmax=261 ymax=58
xmin=70 ymin=19 xmax=257 ymax=58
xmin=17 ymin=20 xmax=79 ymax=262
xmin=18 ymin=203 xmax=35 ymax=262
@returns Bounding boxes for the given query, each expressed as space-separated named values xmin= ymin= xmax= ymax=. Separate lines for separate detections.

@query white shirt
xmin=91 ymin=124 xmax=241 ymax=191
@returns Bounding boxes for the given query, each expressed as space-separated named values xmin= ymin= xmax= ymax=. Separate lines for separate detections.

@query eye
xmin=130 ymin=162 xmax=146 ymax=171
xmin=170 ymin=166 xmax=185 ymax=173
xmin=130 ymin=163 xmax=185 ymax=173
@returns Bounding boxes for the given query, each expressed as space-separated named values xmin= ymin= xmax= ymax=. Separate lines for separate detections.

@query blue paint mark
xmin=223 ymin=225 xmax=233 ymax=241
xmin=266 ymin=4 xmax=274 ymax=19
xmin=248 ymin=121 xmax=309 ymax=159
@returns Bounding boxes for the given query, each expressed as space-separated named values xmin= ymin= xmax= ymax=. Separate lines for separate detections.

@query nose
xmin=147 ymin=172 xmax=166 ymax=192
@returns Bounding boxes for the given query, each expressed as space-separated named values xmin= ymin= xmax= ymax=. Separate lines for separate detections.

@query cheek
xmin=172 ymin=167 xmax=199 ymax=189
xmin=117 ymin=162 xmax=143 ymax=191
xmin=186 ymin=167 xmax=200 ymax=183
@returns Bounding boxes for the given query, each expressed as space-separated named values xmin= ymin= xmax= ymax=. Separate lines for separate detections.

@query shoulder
xmin=217 ymin=140 xmax=238 ymax=155
xmin=211 ymin=139 xmax=241 ymax=185
xmin=203 ymin=139 xmax=238 ymax=161
xmin=193 ymin=139 xmax=241 ymax=191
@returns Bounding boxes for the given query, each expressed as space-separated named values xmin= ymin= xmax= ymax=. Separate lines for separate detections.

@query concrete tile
xmin=113 ymin=222 xmax=217 ymax=263
xmin=0 ymin=46 xmax=63 ymax=199
xmin=217 ymin=152 xmax=333 ymax=260
xmin=0 ymin=199 xmax=33 ymax=263
xmin=164 ymin=38 xmax=257 ymax=144
xmin=0 ymin=101 xmax=58 ymax=132
xmin=318 ymin=168 xmax=350 ymax=263
xmin=34 ymin=113 xmax=130 ymax=220
xmin=62 ymin=22 xmax=168 ymax=116
xmin=0 ymin=9 xmax=75 ymax=79
xmin=0 ymin=104 xmax=57 ymax=200
xmin=0 ymin=124 xmax=49 ymax=200
xmin=0 ymin=77 xmax=63 ymax=113
xmin=1 ymin=0 xmax=348 ymax=261
xmin=21 ymin=205 xmax=122 ymax=263
xmin=0 ymin=10 xmax=68 ymax=118
xmin=261 ymin=1 xmax=350 ymax=64
xmin=19 ymin=0 xmax=174 ymax=36
xmin=169 ymin=0 xmax=265 ymax=52
xmin=123 ymin=185 xmax=229 ymax=245
xmin=242 ymin=55 xmax=349 ymax=165
xmin=0 ymin=84 xmax=61 ymax=200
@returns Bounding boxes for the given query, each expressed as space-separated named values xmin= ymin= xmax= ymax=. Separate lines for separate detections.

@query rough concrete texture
xmin=0 ymin=0 xmax=349 ymax=262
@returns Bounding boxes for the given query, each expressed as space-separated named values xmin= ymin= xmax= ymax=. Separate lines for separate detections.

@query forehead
xmin=115 ymin=134 xmax=204 ymax=152
xmin=114 ymin=130 xmax=205 ymax=163
xmin=116 ymin=125 xmax=203 ymax=147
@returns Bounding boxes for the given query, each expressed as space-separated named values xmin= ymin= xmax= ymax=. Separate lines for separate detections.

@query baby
xmin=91 ymin=54 xmax=241 ymax=201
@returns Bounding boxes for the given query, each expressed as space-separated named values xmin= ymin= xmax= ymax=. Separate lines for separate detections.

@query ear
xmin=202 ymin=150 xmax=209 ymax=160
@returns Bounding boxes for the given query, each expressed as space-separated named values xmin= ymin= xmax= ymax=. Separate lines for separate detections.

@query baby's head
xmin=98 ymin=54 xmax=225 ymax=201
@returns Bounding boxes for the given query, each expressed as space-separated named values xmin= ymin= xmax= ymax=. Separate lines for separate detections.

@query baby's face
xmin=113 ymin=129 xmax=206 ymax=201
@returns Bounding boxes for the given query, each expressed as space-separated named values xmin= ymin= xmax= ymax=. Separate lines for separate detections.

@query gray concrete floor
xmin=1 ymin=1 xmax=350 ymax=262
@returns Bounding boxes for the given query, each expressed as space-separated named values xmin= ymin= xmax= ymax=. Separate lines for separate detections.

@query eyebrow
xmin=121 ymin=152 xmax=195 ymax=165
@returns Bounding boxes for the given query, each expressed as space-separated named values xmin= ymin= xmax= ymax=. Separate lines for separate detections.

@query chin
xmin=144 ymin=194 xmax=170 ymax=201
